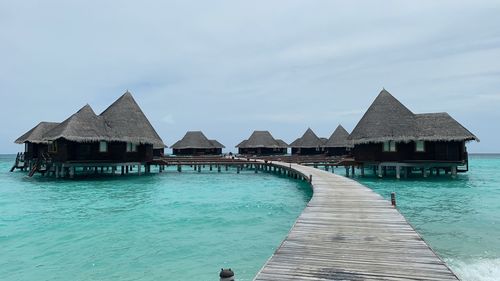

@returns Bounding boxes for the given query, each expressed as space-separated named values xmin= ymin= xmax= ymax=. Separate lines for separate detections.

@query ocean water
xmin=2 ymin=154 xmax=500 ymax=281
xmin=355 ymin=154 xmax=500 ymax=281
xmin=0 ymin=155 xmax=312 ymax=281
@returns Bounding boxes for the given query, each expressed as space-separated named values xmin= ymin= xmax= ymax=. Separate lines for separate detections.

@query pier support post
xmin=451 ymin=166 xmax=457 ymax=178
xmin=138 ymin=164 xmax=142 ymax=175
xmin=126 ymin=166 xmax=129 ymax=174
xmin=345 ymin=166 xmax=350 ymax=177
xmin=177 ymin=165 xmax=182 ymax=172
xmin=121 ymin=166 xmax=124 ymax=175
xmin=396 ymin=165 xmax=401 ymax=179
xmin=112 ymin=166 xmax=116 ymax=175
xmin=225 ymin=165 xmax=228 ymax=171
xmin=351 ymin=166 xmax=355 ymax=176
xmin=210 ymin=165 xmax=213 ymax=171
xmin=391 ymin=192 xmax=396 ymax=207
xmin=69 ymin=167 xmax=75 ymax=179
xmin=383 ymin=166 xmax=387 ymax=177
xmin=360 ymin=166 xmax=365 ymax=177
xmin=378 ymin=165 xmax=382 ymax=178
xmin=218 ymin=165 xmax=221 ymax=173
xmin=197 ymin=165 xmax=201 ymax=173
xmin=237 ymin=166 xmax=240 ymax=174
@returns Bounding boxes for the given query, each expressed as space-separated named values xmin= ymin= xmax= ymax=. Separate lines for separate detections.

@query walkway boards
xmin=254 ymin=162 xmax=459 ymax=281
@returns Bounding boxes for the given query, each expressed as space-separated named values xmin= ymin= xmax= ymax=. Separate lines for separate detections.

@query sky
xmin=1 ymin=0 xmax=499 ymax=153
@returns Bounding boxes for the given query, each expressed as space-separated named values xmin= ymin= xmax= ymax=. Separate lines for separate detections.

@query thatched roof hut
xmin=43 ymin=105 xmax=112 ymax=143
xmin=324 ymin=125 xmax=351 ymax=148
xmin=209 ymin=139 xmax=225 ymax=149
xmin=290 ymin=128 xmax=324 ymax=148
xmin=349 ymin=89 xmax=479 ymax=144
xmin=236 ymin=131 xmax=287 ymax=148
xmin=100 ymin=91 xmax=165 ymax=148
xmin=171 ymin=131 xmax=224 ymax=149
xmin=38 ymin=91 xmax=165 ymax=147
xmin=15 ymin=122 xmax=60 ymax=144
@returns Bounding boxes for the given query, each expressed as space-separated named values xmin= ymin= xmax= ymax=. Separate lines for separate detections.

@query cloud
xmin=0 ymin=0 xmax=499 ymax=153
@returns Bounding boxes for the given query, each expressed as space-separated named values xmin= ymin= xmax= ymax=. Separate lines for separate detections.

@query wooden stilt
xmin=396 ymin=165 xmax=401 ymax=179
xmin=378 ymin=165 xmax=383 ymax=178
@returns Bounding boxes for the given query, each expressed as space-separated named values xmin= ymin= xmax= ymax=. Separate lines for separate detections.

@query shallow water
xmin=355 ymin=154 xmax=500 ymax=281
xmin=0 ymin=155 xmax=312 ymax=281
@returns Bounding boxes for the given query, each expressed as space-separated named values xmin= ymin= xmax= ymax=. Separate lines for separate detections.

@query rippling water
xmin=355 ymin=154 xmax=500 ymax=281
xmin=0 ymin=155 xmax=312 ymax=281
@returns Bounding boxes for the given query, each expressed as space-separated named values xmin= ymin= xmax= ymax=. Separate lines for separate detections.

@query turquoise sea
xmin=355 ymin=154 xmax=500 ymax=281
xmin=1 ymin=154 xmax=499 ymax=281
xmin=0 ymin=155 xmax=311 ymax=281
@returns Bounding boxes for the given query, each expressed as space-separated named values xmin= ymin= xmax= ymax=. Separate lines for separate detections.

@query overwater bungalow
xmin=13 ymin=122 xmax=60 ymax=170
xmin=349 ymin=89 xmax=479 ymax=178
xmin=14 ymin=91 xmax=165 ymax=177
xmin=171 ymin=131 xmax=225 ymax=156
xmin=289 ymin=128 xmax=325 ymax=155
xmin=324 ymin=125 xmax=351 ymax=156
xmin=236 ymin=131 xmax=288 ymax=155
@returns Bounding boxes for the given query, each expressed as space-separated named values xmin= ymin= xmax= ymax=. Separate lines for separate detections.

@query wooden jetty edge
xmin=253 ymin=161 xmax=459 ymax=281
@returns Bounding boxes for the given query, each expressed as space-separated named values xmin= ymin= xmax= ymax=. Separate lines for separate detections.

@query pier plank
xmin=253 ymin=162 xmax=459 ymax=281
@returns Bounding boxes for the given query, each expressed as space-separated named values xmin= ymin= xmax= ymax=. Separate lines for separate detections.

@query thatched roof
xmin=209 ymin=139 xmax=225 ymax=149
xmin=324 ymin=125 xmax=351 ymax=148
xmin=290 ymin=128 xmax=324 ymax=148
xmin=100 ymin=91 xmax=165 ymax=147
xmin=32 ymin=91 xmax=166 ymax=146
xmin=276 ymin=139 xmax=289 ymax=148
xmin=15 ymin=122 xmax=60 ymax=144
xmin=43 ymin=105 xmax=112 ymax=143
xmin=349 ymin=89 xmax=479 ymax=144
xmin=171 ymin=131 xmax=224 ymax=149
xmin=414 ymin=113 xmax=479 ymax=142
xmin=236 ymin=131 xmax=286 ymax=148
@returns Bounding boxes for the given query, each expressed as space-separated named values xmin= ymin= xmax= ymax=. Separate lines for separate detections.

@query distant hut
xmin=15 ymin=91 xmax=165 ymax=176
xmin=324 ymin=125 xmax=351 ymax=156
xmin=15 ymin=122 xmax=60 ymax=164
xmin=171 ymin=131 xmax=225 ymax=156
xmin=289 ymin=128 xmax=325 ymax=155
xmin=349 ymin=89 xmax=478 ymax=176
xmin=236 ymin=131 xmax=288 ymax=155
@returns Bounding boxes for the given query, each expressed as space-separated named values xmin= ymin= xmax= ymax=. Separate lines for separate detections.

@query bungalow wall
xmin=172 ymin=148 xmax=222 ymax=156
xmin=325 ymin=147 xmax=349 ymax=156
xmin=153 ymin=148 xmax=164 ymax=157
xmin=24 ymin=142 xmax=50 ymax=161
xmin=291 ymin=147 xmax=325 ymax=155
xmin=49 ymin=139 xmax=153 ymax=163
xmin=352 ymin=141 xmax=467 ymax=163
xmin=238 ymin=147 xmax=287 ymax=156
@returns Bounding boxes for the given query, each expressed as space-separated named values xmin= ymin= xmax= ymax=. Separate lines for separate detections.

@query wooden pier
xmin=253 ymin=161 xmax=459 ymax=281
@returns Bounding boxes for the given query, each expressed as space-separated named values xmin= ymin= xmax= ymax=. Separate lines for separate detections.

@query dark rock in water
xmin=220 ymin=268 xmax=234 ymax=278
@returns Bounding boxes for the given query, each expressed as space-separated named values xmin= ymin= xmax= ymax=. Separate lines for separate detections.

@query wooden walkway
xmin=254 ymin=161 xmax=459 ymax=281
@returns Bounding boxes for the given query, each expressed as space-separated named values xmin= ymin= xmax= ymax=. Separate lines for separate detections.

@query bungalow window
xmin=126 ymin=142 xmax=138 ymax=152
xmin=48 ymin=141 xmax=57 ymax=153
xmin=99 ymin=141 xmax=108 ymax=153
xmin=416 ymin=140 xmax=425 ymax=152
xmin=25 ymin=143 xmax=29 ymax=153
xmin=383 ymin=141 xmax=397 ymax=152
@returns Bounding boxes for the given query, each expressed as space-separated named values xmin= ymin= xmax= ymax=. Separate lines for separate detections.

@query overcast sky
xmin=1 ymin=0 xmax=499 ymax=153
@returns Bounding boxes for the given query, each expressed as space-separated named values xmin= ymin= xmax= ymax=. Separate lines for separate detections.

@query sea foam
xmin=447 ymin=258 xmax=500 ymax=281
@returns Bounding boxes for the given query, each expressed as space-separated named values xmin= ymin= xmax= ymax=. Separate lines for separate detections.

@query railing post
xmin=391 ymin=192 xmax=396 ymax=207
